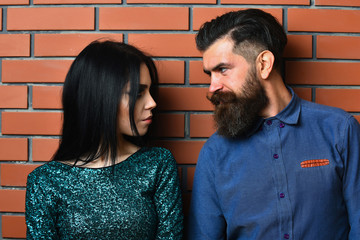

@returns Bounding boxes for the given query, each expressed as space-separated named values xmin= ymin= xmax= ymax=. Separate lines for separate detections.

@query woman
xmin=25 ymin=40 xmax=183 ymax=239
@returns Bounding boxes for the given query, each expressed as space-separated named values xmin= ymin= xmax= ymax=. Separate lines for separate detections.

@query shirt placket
xmin=264 ymin=119 xmax=293 ymax=239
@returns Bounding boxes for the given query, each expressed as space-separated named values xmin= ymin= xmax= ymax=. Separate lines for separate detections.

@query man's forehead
xmin=203 ymin=40 xmax=234 ymax=68
xmin=203 ymin=42 xmax=252 ymax=73
xmin=203 ymin=38 xmax=234 ymax=57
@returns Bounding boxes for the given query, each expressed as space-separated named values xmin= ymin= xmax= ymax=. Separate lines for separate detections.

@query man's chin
xmin=214 ymin=110 xmax=259 ymax=138
xmin=216 ymin=126 xmax=248 ymax=138
xmin=215 ymin=120 xmax=249 ymax=138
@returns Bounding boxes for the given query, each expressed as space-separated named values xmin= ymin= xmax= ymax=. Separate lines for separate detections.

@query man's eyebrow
xmin=203 ymin=69 xmax=211 ymax=76
xmin=203 ymin=62 xmax=229 ymax=75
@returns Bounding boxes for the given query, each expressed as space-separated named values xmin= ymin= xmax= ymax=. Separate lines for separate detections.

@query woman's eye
xmin=137 ymin=91 xmax=144 ymax=98
xmin=137 ymin=85 xmax=148 ymax=98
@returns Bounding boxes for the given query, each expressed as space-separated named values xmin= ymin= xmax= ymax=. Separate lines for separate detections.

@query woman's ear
xmin=256 ymin=50 xmax=275 ymax=80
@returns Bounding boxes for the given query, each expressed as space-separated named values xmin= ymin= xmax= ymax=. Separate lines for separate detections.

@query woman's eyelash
xmin=137 ymin=89 xmax=145 ymax=97
xmin=136 ymin=85 xmax=148 ymax=97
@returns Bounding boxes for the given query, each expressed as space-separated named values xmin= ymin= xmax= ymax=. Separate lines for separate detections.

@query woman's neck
xmin=61 ymin=137 xmax=141 ymax=168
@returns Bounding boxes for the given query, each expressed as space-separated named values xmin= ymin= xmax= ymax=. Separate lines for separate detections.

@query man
xmin=188 ymin=9 xmax=360 ymax=239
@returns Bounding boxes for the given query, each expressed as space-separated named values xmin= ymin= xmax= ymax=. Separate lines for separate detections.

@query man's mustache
xmin=207 ymin=91 xmax=237 ymax=106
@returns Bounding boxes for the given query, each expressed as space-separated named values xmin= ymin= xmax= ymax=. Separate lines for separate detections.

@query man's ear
xmin=256 ymin=50 xmax=275 ymax=80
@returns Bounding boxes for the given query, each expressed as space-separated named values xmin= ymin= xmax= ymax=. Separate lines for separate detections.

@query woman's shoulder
xmin=141 ymin=147 xmax=174 ymax=159
xmin=137 ymin=147 xmax=176 ymax=165
xmin=27 ymin=161 xmax=66 ymax=185
xmin=142 ymin=146 xmax=172 ymax=155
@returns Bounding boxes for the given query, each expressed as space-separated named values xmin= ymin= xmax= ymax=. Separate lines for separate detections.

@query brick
xmin=157 ymin=87 xmax=213 ymax=111
xmin=286 ymin=62 xmax=360 ymax=86
xmin=315 ymin=89 xmax=360 ymax=112
xmin=221 ymin=0 xmax=309 ymax=3
xmin=2 ymin=215 xmax=26 ymax=239
xmin=0 ymin=85 xmax=28 ymax=109
xmin=129 ymin=34 xmax=200 ymax=57
xmin=317 ymin=36 xmax=360 ymax=59
xmin=35 ymin=33 xmax=123 ymax=57
xmin=0 ymin=138 xmax=28 ymax=161
xmin=288 ymin=9 xmax=360 ymax=33
xmin=99 ymin=7 xmax=188 ymax=30
xmin=2 ymin=112 xmax=62 ymax=135
xmin=152 ymin=114 xmax=185 ymax=138
xmin=187 ymin=166 xmax=196 ymax=190
xmin=190 ymin=114 xmax=215 ymax=138
xmin=316 ymin=0 xmax=360 ymax=6
xmin=189 ymin=61 xmax=210 ymax=84
xmin=34 ymin=0 xmax=121 ymax=3
xmin=0 ymin=34 xmax=30 ymax=57
xmin=32 ymin=138 xmax=60 ymax=162
xmin=154 ymin=140 xmax=205 ymax=164
xmin=33 ymin=86 xmax=62 ymax=109
xmin=128 ymin=0 xmax=214 ymax=3
xmin=0 ymin=0 xmax=28 ymax=4
xmin=293 ymin=87 xmax=312 ymax=102
xmin=2 ymin=60 xmax=71 ymax=83
xmin=0 ymin=164 xmax=39 ymax=187
xmin=284 ymin=35 xmax=312 ymax=59
xmin=0 ymin=189 xmax=25 ymax=212
xmin=7 ymin=7 xmax=94 ymax=31
xmin=193 ymin=8 xmax=283 ymax=30
xmin=354 ymin=115 xmax=360 ymax=123
xmin=156 ymin=61 xmax=185 ymax=84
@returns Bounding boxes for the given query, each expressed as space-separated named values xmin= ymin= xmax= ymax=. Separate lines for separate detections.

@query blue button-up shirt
xmin=189 ymin=89 xmax=360 ymax=239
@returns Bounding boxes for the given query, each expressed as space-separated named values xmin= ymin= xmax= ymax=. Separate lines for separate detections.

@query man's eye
xmin=219 ymin=68 xmax=227 ymax=73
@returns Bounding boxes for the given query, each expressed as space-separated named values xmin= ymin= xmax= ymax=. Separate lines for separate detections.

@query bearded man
xmin=188 ymin=9 xmax=360 ymax=240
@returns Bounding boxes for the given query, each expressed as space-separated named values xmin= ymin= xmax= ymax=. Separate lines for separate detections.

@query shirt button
xmin=266 ymin=120 xmax=272 ymax=125
xmin=273 ymin=154 xmax=279 ymax=159
xmin=284 ymin=233 xmax=290 ymax=239
xmin=279 ymin=122 xmax=285 ymax=128
xmin=279 ymin=193 xmax=285 ymax=198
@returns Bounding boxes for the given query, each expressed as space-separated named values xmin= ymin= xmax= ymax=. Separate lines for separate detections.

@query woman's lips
xmin=143 ymin=116 xmax=152 ymax=124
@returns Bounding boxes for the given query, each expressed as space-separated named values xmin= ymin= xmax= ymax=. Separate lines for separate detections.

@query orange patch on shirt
xmin=301 ymin=159 xmax=329 ymax=168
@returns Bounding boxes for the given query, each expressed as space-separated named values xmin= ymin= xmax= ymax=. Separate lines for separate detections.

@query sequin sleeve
xmin=25 ymin=170 xmax=59 ymax=240
xmin=154 ymin=149 xmax=184 ymax=239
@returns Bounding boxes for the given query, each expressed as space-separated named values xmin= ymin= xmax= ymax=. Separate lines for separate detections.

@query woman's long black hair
xmin=52 ymin=40 xmax=158 ymax=165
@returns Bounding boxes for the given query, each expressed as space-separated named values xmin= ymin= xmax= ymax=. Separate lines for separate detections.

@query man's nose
xmin=209 ymin=76 xmax=223 ymax=93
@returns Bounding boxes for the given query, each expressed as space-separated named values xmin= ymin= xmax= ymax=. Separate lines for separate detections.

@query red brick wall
xmin=1 ymin=0 xmax=360 ymax=238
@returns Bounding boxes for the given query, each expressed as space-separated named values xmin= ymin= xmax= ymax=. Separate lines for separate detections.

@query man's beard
xmin=208 ymin=67 xmax=269 ymax=138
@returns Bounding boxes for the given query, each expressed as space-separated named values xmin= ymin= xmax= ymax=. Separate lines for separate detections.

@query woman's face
xmin=118 ymin=63 xmax=157 ymax=137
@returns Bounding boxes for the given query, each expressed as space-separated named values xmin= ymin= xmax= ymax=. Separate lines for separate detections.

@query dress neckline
xmin=53 ymin=147 xmax=146 ymax=170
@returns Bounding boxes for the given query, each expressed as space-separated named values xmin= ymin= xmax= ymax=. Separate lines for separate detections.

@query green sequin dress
xmin=25 ymin=147 xmax=183 ymax=240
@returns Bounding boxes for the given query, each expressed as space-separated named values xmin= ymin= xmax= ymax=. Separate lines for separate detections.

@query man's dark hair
xmin=53 ymin=40 xmax=158 ymax=166
xmin=196 ymin=9 xmax=287 ymax=72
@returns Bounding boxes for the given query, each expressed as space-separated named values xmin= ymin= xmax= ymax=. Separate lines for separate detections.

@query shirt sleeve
xmin=25 ymin=171 xmax=59 ymax=240
xmin=153 ymin=150 xmax=184 ymax=240
xmin=341 ymin=116 xmax=360 ymax=239
xmin=188 ymin=142 xmax=226 ymax=240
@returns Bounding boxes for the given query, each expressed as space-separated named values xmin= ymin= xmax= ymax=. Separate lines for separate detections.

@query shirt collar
xmin=275 ymin=86 xmax=301 ymax=125
xmin=247 ymin=87 xmax=301 ymax=137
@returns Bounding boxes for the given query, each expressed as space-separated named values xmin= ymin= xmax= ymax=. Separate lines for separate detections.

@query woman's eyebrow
xmin=138 ymin=84 xmax=148 ymax=91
